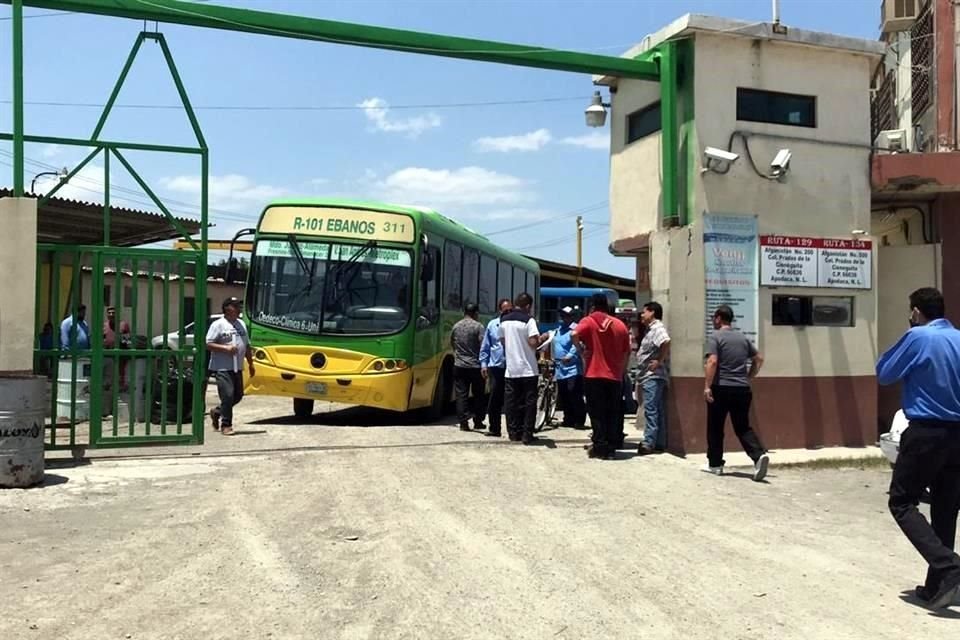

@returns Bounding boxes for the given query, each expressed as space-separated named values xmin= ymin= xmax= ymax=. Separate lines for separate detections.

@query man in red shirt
xmin=573 ymin=293 xmax=632 ymax=459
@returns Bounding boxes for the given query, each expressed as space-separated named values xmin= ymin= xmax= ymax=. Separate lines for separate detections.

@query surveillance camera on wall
xmin=702 ymin=146 xmax=739 ymax=173
xmin=770 ymin=148 xmax=792 ymax=179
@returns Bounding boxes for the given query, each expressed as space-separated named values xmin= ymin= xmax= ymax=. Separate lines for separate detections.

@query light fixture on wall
xmin=584 ymin=90 xmax=610 ymax=128
xmin=702 ymin=146 xmax=740 ymax=174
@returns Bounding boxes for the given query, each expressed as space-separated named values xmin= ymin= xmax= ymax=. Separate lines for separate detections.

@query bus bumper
xmin=244 ymin=362 xmax=413 ymax=412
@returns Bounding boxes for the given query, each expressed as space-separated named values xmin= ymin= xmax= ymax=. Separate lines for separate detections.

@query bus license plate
xmin=306 ymin=382 xmax=327 ymax=395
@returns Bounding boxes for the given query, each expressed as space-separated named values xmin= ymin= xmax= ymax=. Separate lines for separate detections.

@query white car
xmin=152 ymin=314 xmax=233 ymax=349
xmin=879 ymin=409 xmax=909 ymax=465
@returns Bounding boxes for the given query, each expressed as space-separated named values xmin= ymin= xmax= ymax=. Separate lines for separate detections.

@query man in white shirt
xmin=498 ymin=292 xmax=549 ymax=444
xmin=206 ymin=297 xmax=255 ymax=436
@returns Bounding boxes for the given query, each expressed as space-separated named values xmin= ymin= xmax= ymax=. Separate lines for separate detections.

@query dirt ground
xmin=1 ymin=394 xmax=957 ymax=639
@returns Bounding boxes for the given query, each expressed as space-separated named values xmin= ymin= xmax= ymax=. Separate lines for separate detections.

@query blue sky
xmin=0 ymin=0 xmax=881 ymax=277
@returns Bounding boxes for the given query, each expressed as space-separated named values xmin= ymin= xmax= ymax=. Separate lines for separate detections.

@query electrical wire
xmin=484 ymin=201 xmax=607 ymax=237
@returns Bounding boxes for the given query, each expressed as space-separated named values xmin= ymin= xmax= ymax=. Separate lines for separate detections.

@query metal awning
xmin=1 ymin=189 xmax=201 ymax=247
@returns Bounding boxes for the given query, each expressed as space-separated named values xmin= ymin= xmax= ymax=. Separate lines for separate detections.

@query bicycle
xmin=534 ymin=358 xmax=557 ymax=432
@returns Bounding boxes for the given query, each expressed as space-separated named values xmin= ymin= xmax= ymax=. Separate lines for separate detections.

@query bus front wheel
xmin=427 ymin=364 xmax=452 ymax=421
xmin=293 ymin=398 xmax=315 ymax=419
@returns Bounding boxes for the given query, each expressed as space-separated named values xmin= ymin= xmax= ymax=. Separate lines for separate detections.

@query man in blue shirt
xmin=480 ymin=298 xmax=512 ymax=437
xmin=59 ymin=304 xmax=90 ymax=350
xmin=877 ymin=287 xmax=960 ymax=609
xmin=553 ymin=306 xmax=586 ymax=429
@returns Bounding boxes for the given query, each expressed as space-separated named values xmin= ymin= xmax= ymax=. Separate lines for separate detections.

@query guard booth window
xmin=772 ymin=295 xmax=854 ymax=327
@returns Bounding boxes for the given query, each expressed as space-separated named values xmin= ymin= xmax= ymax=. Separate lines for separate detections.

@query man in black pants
xmin=499 ymin=293 xmax=548 ymax=444
xmin=702 ymin=305 xmax=768 ymax=480
xmin=573 ymin=293 xmax=631 ymax=459
xmin=877 ymin=287 xmax=960 ymax=610
xmin=450 ymin=303 xmax=485 ymax=431
xmin=480 ymin=298 xmax=513 ymax=437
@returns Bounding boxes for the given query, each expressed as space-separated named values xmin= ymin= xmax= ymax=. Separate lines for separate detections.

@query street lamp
xmin=30 ymin=167 xmax=68 ymax=193
xmin=584 ymin=91 xmax=610 ymax=128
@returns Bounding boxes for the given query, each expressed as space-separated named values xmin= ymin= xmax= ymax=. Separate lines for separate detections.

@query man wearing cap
xmin=206 ymin=297 xmax=254 ymax=436
xmin=553 ymin=306 xmax=586 ymax=429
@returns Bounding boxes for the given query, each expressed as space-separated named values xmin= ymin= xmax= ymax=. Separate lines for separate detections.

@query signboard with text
xmin=760 ymin=236 xmax=872 ymax=289
xmin=259 ymin=206 xmax=416 ymax=243
xmin=704 ymin=215 xmax=759 ymax=346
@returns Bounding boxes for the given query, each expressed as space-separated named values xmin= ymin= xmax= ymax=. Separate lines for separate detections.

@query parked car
xmin=152 ymin=314 xmax=239 ymax=349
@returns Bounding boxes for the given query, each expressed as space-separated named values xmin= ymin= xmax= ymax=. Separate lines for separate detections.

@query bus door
xmin=410 ymin=238 xmax=442 ymax=408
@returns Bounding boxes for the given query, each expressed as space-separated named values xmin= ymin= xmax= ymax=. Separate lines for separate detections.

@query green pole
xmin=12 ymin=0 xmax=24 ymax=196
xmin=658 ymin=41 xmax=680 ymax=227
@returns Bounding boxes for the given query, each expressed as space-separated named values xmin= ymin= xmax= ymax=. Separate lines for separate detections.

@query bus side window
xmin=419 ymin=246 xmax=441 ymax=326
xmin=513 ymin=268 xmax=525 ymax=299
xmin=443 ymin=242 xmax=462 ymax=311
xmin=497 ymin=261 xmax=512 ymax=305
xmin=479 ymin=254 xmax=496 ymax=314
xmin=462 ymin=248 xmax=479 ymax=310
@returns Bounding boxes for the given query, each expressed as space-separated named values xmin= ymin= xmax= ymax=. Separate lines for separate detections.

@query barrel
xmin=0 ymin=375 xmax=46 ymax=488
xmin=55 ymin=357 xmax=91 ymax=422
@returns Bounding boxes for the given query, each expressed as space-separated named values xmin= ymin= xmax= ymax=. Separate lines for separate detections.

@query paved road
xmin=1 ymin=395 xmax=955 ymax=639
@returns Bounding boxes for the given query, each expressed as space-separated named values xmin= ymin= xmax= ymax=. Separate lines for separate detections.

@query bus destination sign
xmin=260 ymin=206 xmax=416 ymax=243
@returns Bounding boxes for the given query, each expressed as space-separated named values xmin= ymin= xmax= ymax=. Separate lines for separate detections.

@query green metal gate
xmin=36 ymin=245 xmax=207 ymax=451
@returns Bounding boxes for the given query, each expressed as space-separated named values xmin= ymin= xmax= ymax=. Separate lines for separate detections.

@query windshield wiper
xmin=285 ymin=234 xmax=320 ymax=314
xmin=319 ymin=240 xmax=377 ymax=332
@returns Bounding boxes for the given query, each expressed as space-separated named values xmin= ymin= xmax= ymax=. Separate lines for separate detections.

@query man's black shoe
xmin=637 ymin=444 xmax=656 ymax=456
xmin=587 ymin=446 xmax=613 ymax=459
xmin=459 ymin=424 xmax=471 ymax=432
xmin=928 ymin=573 xmax=960 ymax=609
xmin=915 ymin=585 xmax=932 ymax=602
xmin=508 ymin=434 xmax=522 ymax=442
xmin=522 ymin=435 xmax=539 ymax=446
xmin=485 ymin=431 xmax=502 ymax=438
xmin=474 ymin=422 xmax=486 ymax=431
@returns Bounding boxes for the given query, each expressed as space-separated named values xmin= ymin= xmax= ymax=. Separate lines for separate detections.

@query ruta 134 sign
xmin=760 ymin=236 xmax=872 ymax=289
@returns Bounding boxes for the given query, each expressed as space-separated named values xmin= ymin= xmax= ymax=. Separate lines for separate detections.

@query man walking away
xmin=636 ymin=302 xmax=670 ymax=455
xmin=480 ymin=298 xmax=512 ymax=437
xmin=573 ymin=293 xmax=630 ymax=459
xmin=702 ymin=305 xmax=769 ymax=481
xmin=206 ymin=297 xmax=255 ymax=436
xmin=500 ymin=292 xmax=548 ymax=444
xmin=877 ymin=287 xmax=960 ymax=610
xmin=451 ymin=302 xmax=486 ymax=431
xmin=553 ymin=306 xmax=586 ymax=429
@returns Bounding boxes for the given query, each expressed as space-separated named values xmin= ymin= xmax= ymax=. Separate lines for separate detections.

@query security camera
xmin=702 ymin=146 xmax=739 ymax=173
xmin=770 ymin=148 xmax=792 ymax=178
xmin=704 ymin=147 xmax=739 ymax=163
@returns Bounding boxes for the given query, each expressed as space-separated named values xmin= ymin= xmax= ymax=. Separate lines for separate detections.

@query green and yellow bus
xmin=235 ymin=199 xmax=540 ymax=418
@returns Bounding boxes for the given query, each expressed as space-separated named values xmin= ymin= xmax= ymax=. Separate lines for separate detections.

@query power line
xmin=512 ymin=226 xmax=606 ymax=252
xmin=0 ymin=95 xmax=587 ymax=112
xmin=484 ymin=201 xmax=607 ymax=237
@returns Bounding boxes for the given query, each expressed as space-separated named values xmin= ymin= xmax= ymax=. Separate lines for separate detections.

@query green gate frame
xmin=15 ymin=26 xmax=209 ymax=449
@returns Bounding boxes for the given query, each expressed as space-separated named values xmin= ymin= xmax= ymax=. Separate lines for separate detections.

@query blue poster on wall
xmin=703 ymin=215 xmax=759 ymax=346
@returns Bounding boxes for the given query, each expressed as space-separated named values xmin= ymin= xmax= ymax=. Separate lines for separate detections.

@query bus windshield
xmin=249 ymin=238 xmax=412 ymax=335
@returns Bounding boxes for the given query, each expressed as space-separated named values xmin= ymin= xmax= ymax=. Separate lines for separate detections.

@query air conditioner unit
xmin=881 ymin=0 xmax=921 ymax=33
xmin=875 ymin=128 xmax=908 ymax=152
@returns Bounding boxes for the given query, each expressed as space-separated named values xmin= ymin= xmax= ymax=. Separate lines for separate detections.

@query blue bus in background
xmin=539 ymin=287 xmax=619 ymax=331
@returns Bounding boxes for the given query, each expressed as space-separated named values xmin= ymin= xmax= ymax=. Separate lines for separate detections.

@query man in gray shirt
xmin=702 ymin=305 xmax=769 ymax=480
xmin=206 ymin=297 xmax=255 ymax=436
xmin=451 ymin=303 xmax=486 ymax=431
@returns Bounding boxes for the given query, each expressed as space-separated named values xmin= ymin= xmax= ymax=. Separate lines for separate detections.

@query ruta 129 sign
xmin=759 ymin=235 xmax=872 ymax=289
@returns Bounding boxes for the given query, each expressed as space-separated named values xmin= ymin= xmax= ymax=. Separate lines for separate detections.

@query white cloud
xmin=473 ymin=128 xmax=552 ymax=153
xmin=40 ymin=144 xmax=62 ymax=160
xmin=559 ymin=132 xmax=609 ymax=150
xmin=160 ymin=174 xmax=287 ymax=213
xmin=358 ymin=97 xmax=441 ymax=138
xmin=374 ymin=166 xmax=533 ymax=208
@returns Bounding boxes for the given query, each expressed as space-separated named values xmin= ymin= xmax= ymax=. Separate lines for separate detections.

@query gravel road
xmin=1 ymin=396 xmax=955 ymax=639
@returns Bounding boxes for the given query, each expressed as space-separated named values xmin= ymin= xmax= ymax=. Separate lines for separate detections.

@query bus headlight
xmin=255 ymin=349 xmax=268 ymax=361
xmin=364 ymin=359 xmax=408 ymax=373
xmin=373 ymin=360 xmax=384 ymax=372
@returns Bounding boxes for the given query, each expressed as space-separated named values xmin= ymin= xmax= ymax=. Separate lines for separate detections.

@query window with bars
xmin=911 ymin=1 xmax=933 ymax=119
